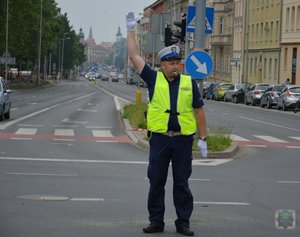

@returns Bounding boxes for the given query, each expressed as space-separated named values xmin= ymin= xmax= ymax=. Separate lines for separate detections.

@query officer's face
xmin=161 ymin=59 xmax=181 ymax=79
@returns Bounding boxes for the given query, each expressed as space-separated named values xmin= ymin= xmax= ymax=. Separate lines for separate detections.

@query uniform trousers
xmin=147 ymin=132 xmax=194 ymax=228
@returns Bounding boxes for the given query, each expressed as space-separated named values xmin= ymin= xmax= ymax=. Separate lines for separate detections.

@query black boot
xmin=143 ymin=223 xmax=164 ymax=233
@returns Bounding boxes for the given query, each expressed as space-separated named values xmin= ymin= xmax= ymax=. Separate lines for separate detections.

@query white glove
xmin=197 ymin=139 xmax=207 ymax=158
xmin=126 ymin=12 xmax=136 ymax=31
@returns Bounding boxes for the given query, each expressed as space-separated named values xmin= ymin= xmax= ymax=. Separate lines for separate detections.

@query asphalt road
xmin=0 ymin=78 xmax=299 ymax=237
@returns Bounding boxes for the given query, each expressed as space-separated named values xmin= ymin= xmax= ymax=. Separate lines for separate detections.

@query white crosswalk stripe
xmin=54 ymin=129 xmax=74 ymax=136
xmin=92 ymin=130 xmax=113 ymax=137
xmin=15 ymin=128 xmax=37 ymax=135
xmin=230 ymin=134 xmax=250 ymax=141
xmin=289 ymin=136 xmax=300 ymax=141
xmin=253 ymin=135 xmax=288 ymax=143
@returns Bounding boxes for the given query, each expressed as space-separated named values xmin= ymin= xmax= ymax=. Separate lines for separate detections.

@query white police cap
xmin=157 ymin=45 xmax=181 ymax=61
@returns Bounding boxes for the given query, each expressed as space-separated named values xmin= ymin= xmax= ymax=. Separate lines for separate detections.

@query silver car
xmin=0 ymin=77 xmax=12 ymax=121
xmin=244 ymin=83 xmax=270 ymax=106
xmin=260 ymin=84 xmax=285 ymax=109
xmin=223 ymin=84 xmax=245 ymax=102
xmin=277 ymin=85 xmax=300 ymax=111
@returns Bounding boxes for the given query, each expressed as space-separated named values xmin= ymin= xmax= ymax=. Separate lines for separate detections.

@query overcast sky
xmin=55 ymin=0 xmax=154 ymax=44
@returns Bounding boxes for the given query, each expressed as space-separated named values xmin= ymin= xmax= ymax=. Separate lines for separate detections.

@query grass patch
xmin=123 ymin=103 xmax=232 ymax=152
xmin=123 ymin=103 xmax=147 ymax=129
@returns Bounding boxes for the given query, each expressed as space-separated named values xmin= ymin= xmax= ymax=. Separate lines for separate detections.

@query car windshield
xmin=222 ymin=84 xmax=233 ymax=89
xmin=203 ymin=82 xmax=211 ymax=87
xmin=290 ymin=87 xmax=300 ymax=93
xmin=257 ymin=84 xmax=269 ymax=90
xmin=274 ymin=86 xmax=284 ymax=92
xmin=236 ymin=84 xmax=244 ymax=90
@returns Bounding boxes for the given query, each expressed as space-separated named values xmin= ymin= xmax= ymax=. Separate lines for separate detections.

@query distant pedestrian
xmin=126 ymin=12 xmax=207 ymax=236
xmin=285 ymin=78 xmax=291 ymax=85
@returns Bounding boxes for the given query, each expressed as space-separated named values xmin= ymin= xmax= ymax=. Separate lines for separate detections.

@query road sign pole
xmin=194 ymin=0 xmax=207 ymax=96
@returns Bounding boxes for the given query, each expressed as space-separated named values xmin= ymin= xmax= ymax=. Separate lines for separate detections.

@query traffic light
xmin=164 ymin=25 xmax=178 ymax=47
xmin=173 ymin=17 xmax=186 ymax=42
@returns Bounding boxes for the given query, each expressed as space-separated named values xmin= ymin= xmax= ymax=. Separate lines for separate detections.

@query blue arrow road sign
xmin=185 ymin=50 xmax=214 ymax=79
xmin=186 ymin=6 xmax=214 ymax=34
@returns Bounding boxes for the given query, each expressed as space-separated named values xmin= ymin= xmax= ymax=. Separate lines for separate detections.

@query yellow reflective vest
xmin=147 ymin=71 xmax=197 ymax=135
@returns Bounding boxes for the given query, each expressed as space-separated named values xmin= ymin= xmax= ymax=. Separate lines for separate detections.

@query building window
xmin=297 ymin=6 xmax=300 ymax=30
xmin=274 ymin=58 xmax=278 ymax=82
xmin=286 ymin=7 xmax=290 ymax=31
xmin=276 ymin=21 xmax=279 ymax=40
xmin=284 ymin=48 xmax=288 ymax=71
xmin=261 ymin=23 xmax=264 ymax=42
xmin=220 ymin=17 xmax=224 ymax=34
xmin=256 ymin=23 xmax=259 ymax=43
xmin=269 ymin=58 xmax=272 ymax=80
xmin=270 ymin=21 xmax=273 ymax=41
xmin=291 ymin=6 xmax=295 ymax=31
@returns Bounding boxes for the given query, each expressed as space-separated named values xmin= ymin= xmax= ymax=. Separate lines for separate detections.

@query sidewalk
xmin=117 ymin=97 xmax=239 ymax=159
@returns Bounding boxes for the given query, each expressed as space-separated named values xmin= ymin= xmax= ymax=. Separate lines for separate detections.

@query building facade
xmin=280 ymin=0 xmax=300 ymax=85
xmin=246 ymin=0 xmax=281 ymax=84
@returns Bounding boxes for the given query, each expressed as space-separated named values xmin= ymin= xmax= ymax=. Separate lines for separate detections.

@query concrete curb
xmin=117 ymin=98 xmax=239 ymax=159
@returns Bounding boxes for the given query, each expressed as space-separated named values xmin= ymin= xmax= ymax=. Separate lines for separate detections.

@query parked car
xmin=260 ymin=84 xmax=285 ymax=109
xmin=206 ymin=82 xmax=219 ymax=100
xmin=214 ymin=83 xmax=233 ymax=101
xmin=244 ymin=83 xmax=270 ymax=105
xmin=0 ymin=76 xmax=12 ymax=121
xmin=202 ymin=81 xmax=213 ymax=99
xmin=277 ymin=85 xmax=300 ymax=111
xmin=224 ymin=83 xmax=245 ymax=102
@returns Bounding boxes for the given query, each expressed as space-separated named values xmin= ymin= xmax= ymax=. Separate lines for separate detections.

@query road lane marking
xmin=245 ymin=145 xmax=267 ymax=148
xmin=4 ymin=172 xmax=77 ymax=177
xmin=194 ymin=201 xmax=250 ymax=206
xmin=0 ymin=92 xmax=99 ymax=130
xmin=10 ymin=138 xmax=32 ymax=141
xmin=18 ymin=124 xmax=44 ymax=127
xmin=286 ymin=146 xmax=300 ymax=149
xmin=0 ymin=156 xmax=149 ymax=165
xmin=253 ymin=135 xmax=288 ymax=143
xmin=77 ymin=108 xmax=98 ymax=112
xmin=239 ymin=116 xmax=300 ymax=132
xmin=277 ymin=181 xmax=300 ymax=184
xmin=0 ymin=157 xmax=231 ymax=166
xmin=62 ymin=118 xmax=88 ymax=124
xmin=96 ymin=140 xmax=118 ymax=143
xmin=70 ymin=198 xmax=104 ymax=201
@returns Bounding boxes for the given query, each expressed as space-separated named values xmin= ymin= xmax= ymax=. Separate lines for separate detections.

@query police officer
xmin=126 ymin=12 xmax=207 ymax=236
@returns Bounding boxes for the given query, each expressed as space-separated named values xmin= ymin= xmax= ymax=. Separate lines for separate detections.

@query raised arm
xmin=126 ymin=12 xmax=145 ymax=74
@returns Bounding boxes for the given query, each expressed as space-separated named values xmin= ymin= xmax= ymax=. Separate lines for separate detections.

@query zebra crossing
xmin=230 ymin=134 xmax=300 ymax=148
xmin=0 ymin=126 xmax=131 ymax=143
xmin=0 ymin=126 xmax=300 ymax=148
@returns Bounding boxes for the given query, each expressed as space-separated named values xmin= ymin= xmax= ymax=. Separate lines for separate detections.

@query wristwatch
xmin=199 ymin=136 xmax=206 ymax=141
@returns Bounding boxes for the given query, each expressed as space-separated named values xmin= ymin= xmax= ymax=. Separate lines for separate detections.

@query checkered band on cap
xmin=157 ymin=45 xmax=181 ymax=61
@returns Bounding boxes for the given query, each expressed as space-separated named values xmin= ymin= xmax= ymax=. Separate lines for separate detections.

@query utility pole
xmin=194 ymin=0 xmax=206 ymax=96
xmin=5 ymin=0 xmax=9 ymax=82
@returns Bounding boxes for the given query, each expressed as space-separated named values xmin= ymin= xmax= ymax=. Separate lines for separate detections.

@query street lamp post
xmin=37 ymin=0 xmax=43 ymax=86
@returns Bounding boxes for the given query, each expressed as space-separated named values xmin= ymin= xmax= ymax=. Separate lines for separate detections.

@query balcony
xmin=210 ymin=34 xmax=232 ymax=46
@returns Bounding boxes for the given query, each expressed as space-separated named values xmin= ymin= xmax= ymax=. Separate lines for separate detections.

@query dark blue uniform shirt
xmin=140 ymin=64 xmax=204 ymax=132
